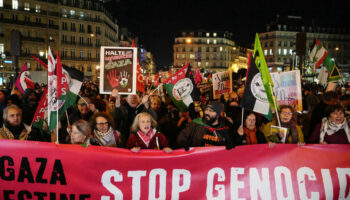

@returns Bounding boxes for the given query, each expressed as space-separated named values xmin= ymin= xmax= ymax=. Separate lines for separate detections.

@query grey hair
xmin=130 ymin=112 xmax=157 ymax=133
xmin=3 ymin=105 xmax=22 ymax=120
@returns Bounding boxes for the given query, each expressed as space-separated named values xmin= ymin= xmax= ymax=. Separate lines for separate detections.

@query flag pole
xmin=56 ymin=92 xmax=59 ymax=145
xmin=136 ymin=83 xmax=163 ymax=109
xmin=241 ymin=108 xmax=244 ymax=128
xmin=65 ymin=111 xmax=70 ymax=127
xmin=269 ymin=82 xmax=281 ymax=127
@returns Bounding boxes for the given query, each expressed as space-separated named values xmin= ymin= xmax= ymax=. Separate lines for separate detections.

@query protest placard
xmin=212 ymin=71 xmax=232 ymax=99
xmin=99 ymin=47 xmax=137 ymax=94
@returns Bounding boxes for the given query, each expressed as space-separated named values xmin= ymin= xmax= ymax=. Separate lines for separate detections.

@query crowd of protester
xmin=0 ymin=79 xmax=349 ymax=152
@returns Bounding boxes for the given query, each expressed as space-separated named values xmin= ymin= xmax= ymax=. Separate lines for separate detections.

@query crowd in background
xmin=0 ymin=78 xmax=349 ymax=152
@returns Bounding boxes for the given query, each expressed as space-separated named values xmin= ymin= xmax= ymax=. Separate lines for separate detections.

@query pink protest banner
xmin=0 ymin=140 xmax=350 ymax=199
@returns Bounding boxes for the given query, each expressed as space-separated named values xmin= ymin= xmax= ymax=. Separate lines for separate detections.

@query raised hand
xmin=120 ymin=71 xmax=130 ymax=88
xmin=107 ymin=69 xmax=121 ymax=88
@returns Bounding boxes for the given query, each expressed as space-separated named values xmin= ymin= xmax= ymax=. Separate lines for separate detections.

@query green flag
xmin=254 ymin=33 xmax=279 ymax=112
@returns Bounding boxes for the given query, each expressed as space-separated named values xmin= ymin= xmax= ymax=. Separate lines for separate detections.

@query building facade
xmin=259 ymin=15 xmax=350 ymax=74
xmin=0 ymin=0 xmax=120 ymax=83
xmin=173 ymin=31 xmax=250 ymax=73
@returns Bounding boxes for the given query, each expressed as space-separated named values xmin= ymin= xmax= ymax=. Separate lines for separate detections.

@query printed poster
xmin=212 ymin=71 xmax=232 ymax=99
xmin=271 ymin=70 xmax=303 ymax=111
xmin=99 ymin=47 xmax=137 ymax=94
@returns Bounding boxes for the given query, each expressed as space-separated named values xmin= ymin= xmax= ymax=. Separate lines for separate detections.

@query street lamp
xmin=39 ymin=51 xmax=44 ymax=57
xmin=96 ymin=65 xmax=100 ymax=70
xmin=186 ymin=38 xmax=192 ymax=44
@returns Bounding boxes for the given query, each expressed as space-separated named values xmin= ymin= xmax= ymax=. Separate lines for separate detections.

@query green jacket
xmin=263 ymin=120 xmax=304 ymax=143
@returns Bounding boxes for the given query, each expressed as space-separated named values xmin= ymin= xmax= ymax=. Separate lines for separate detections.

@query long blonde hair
xmin=130 ymin=112 xmax=157 ymax=133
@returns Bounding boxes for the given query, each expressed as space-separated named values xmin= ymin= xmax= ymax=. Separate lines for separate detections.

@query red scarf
xmin=137 ymin=129 xmax=155 ymax=147
xmin=244 ymin=127 xmax=258 ymax=144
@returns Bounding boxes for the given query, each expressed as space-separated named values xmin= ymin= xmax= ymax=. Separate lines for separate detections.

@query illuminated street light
xmin=96 ymin=65 xmax=100 ymax=70
xmin=231 ymin=63 xmax=238 ymax=72
xmin=90 ymin=34 xmax=94 ymax=37
xmin=335 ymin=47 xmax=339 ymax=51
xmin=39 ymin=51 xmax=44 ymax=57
xmin=186 ymin=38 xmax=192 ymax=44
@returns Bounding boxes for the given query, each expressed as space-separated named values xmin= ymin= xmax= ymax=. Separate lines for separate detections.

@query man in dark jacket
xmin=177 ymin=101 xmax=235 ymax=150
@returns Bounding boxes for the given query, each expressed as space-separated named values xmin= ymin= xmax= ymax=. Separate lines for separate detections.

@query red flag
xmin=168 ymin=68 xmax=172 ymax=77
xmin=194 ymin=66 xmax=203 ymax=86
xmin=164 ymin=62 xmax=189 ymax=84
xmin=136 ymin=62 xmax=145 ymax=93
xmin=31 ymin=55 xmax=48 ymax=69
xmin=31 ymin=87 xmax=48 ymax=126
xmin=154 ymin=73 xmax=160 ymax=87
xmin=56 ymin=52 xmax=69 ymax=99
xmin=131 ymin=39 xmax=135 ymax=47
xmin=15 ymin=63 xmax=35 ymax=94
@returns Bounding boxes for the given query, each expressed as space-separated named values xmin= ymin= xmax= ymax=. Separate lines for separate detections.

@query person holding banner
xmin=177 ymin=101 xmax=235 ymax=150
xmin=125 ymin=112 xmax=172 ymax=153
xmin=236 ymin=111 xmax=267 ymax=145
xmin=309 ymin=103 xmax=350 ymax=144
xmin=0 ymin=105 xmax=30 ymax=140
xmin=263 ymin=105 xmax=304 ymax=144
xmin=90 ymin=112 xmax=121 ymax=147
xmin=69 ymin=120 xmax=92 ymax=146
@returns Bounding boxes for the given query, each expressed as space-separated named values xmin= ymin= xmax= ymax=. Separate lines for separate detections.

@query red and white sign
xmin=0 ymin=140 xmax=350 ymax=199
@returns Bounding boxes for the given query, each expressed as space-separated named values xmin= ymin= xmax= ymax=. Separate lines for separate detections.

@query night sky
xmin=105 ymin=0 xmax=349 ymax=69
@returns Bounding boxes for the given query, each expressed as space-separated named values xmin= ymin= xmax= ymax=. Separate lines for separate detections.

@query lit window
xmin=70 ymin=10 xmax=75 ymax=18
xmin=198 ymin=62 xmax=201 ymax=67
xmin=24 ymin=2 xmax=30 ymax=11
xmin=213 ymin=33 xmax=217 ymax=37
xmin=206 ymin=32 xmax=210 ymax=37
xmin=181 ymin=54 xmax=185 ymax=59
xmin=220 ymin=46 xmax=223 ymax=52
xmin=213 ymin=39 xmax=217 ymax=44
xmin=206 ymin=62 xmax=209 ymax=67
xmin=278 ymin=49 xmax=281 ymax=55
xmin=289 ymin=49 xmax=293 ymax=55
xmin=0 ymin=0 xmax=3 ymax=7
xmin=35 ymin=4 xmax=41 ymax=13
xmin=190 ymin=54 xmax=195 ymax=59
xmin=207 ymin=39 xmax=210 ymax=44
xmin=0 ymin=43 xmax=4 ymax=53
xmin=79 ymin=11 xmax=84 ymax=19
xmin=12 ymin=0 xmax=18 ymax=9
xmin=264 ymin=49 xmax=268 ymax=56
xmin=283 ymin=49 xmax=287 ymax=55
xmin=270 ymin=49 xmax=273 ymax=55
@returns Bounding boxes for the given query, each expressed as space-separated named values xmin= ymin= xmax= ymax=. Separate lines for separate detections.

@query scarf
xmin=193 ymin=118 xmax=229 ymax=133
xmin=244 ymin=127 xmax=258 ymax=144
xmin=320 ymin=117 xmax=350 ymax=143
xmin=137 ymin=128 xmax=156 ymax=147
xmin=280 ymin=120 xmax=299 ymax=143
xmin=4 ymin=121 xmax=25 ymax=139
xmin=94 ymin=127 xmax=116 ymax=146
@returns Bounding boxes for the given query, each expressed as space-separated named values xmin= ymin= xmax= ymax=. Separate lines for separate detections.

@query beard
xmin=202 ymin=114 xmax=218 ymax=125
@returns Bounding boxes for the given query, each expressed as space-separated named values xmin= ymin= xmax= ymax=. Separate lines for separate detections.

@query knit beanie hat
xmin=206 ymin=101 xmax=223 ymax=116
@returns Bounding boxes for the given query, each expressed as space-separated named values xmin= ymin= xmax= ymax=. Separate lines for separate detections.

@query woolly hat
xmin=206 ymin=101 xmax=223 ymax=116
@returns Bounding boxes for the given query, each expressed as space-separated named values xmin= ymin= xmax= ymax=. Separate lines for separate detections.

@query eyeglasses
xmin=96 ymin=122 xmax=109 ymax=126
xmin=281 ymin=112 xmax=293 ymax=116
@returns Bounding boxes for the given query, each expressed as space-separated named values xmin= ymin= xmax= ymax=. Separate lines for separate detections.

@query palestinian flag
xmin=240 ymin=52 xmax=272 ymax=119
xmin=309 ymin=39 xmax=328 ymax=70
xmin=48 ymin=64 xmax=84 ymax=131
xmin=164 ymin=63 xmax=200 ymax=112
xmin=328 ymin=63 xmax=341 ymax=82
xmin=15 ymin=62 xmax=35 ymax=94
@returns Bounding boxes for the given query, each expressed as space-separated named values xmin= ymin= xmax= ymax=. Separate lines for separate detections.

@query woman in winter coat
xmin=126 ymin=112 xmax=172 ymax=153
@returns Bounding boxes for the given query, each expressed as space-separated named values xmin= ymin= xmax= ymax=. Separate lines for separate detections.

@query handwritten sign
xmin=212 ymin=71 xmax=232 ymax=99
xmin=99 ymin=47 xmax=137 ymax=94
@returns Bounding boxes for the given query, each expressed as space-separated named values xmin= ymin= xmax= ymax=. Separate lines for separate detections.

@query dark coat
xmin=235 ymin=129 xmax=267 ymax=145
xmin=177 ymin=118 xmax=236 ymax=150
